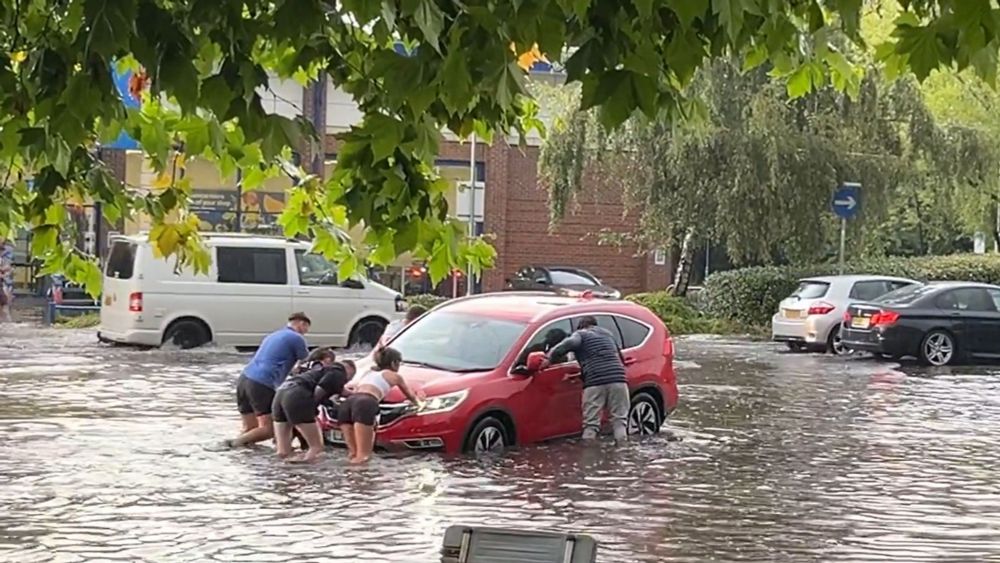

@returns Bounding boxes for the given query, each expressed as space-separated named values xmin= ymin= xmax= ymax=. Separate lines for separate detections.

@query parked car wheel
xmin=919 ymin=330 xmax=957 ymax=366
xmin=163 ymin=320 xmax=210 ymax=349
xmin=464 ymin=416 xmax=509 ymax=454
xmin=349 ymin=318 xmax=387 ymax=348
xmin=827 ymin=325 xmax=852 ymax=356
xmin=627 ymin=393 xmax=661 ymax=436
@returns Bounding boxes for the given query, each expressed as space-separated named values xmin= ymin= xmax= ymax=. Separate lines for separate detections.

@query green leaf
xmin=895 ymin=23 xmax=951 ymax=81
xmin=414 ymin=0 xmax=445 ymax=53
xmin=427 ymin=239 xmax=451 ymax=282
xmin=743 ymin=43 xmax=768 ymax=71
xmin=571 ymin=0 xmax=591 ymax=20
xmin=441 ymin=51 xmax=474 ymax=114
xmin=786 ymin=63 xmax=813 ymax=97
xmin=634 ymin=0 xmax=653 ymax=19
xmin=667 ymin=0 xmax=708 ymax=27
xmin=338 ymin=252 xmax=360 ymax=283
xmin=712 ymin=0 xmax=745 ymax=42
xmin=666 ymin=28 xmax=705 ymax=85
xmin=160 ymin=53 xmax=200 ymax=112
xmin=368 ymin=115 xmax=403 ymax=163
xmin=836 ymin=0 xmax=862 ymax=37
xmin=631 ymin=74 xmax=658 ymax=117
xmin=370 ymin=231 xmax=397 ymax=265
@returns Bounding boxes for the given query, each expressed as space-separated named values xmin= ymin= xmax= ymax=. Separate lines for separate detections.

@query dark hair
xmin=288 ymin=312 xmax=312 ymax=325
xmin=374 ymin=346 xmax=402 ymax=370
xmin=577 ymin=316 xmax=598 ymax=329
xmin=341 ymin=359 xmax=357 ymax=375
xmin=405 ymin=305 xmax=427 ymax=323
xmin=305 ymin=347 xmax=335 ymax=365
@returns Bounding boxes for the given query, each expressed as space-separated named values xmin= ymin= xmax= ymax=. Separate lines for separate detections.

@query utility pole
xmin=466 ymin=134 xmax=476 ymax=296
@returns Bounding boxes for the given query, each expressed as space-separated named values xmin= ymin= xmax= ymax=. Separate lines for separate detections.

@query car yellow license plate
xmin=851 ymin=316 xmax=870 ymax=329
xmin=783 ymin=309 xmax=803 ymax=319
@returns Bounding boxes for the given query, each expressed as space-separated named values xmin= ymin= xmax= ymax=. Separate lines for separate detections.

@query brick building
xmin=98 ymin=69 xmax=671 ymax=297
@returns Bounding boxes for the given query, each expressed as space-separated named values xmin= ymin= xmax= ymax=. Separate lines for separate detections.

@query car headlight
xmin=418 ymin=389 xmax=469 ymax=416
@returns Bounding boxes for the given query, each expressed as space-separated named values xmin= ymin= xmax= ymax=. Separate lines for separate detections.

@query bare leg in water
xmin=232 ymin=415 xmax=274 ymax=446
xmin=351 ymin=423 xmax=376 ymax=464
xmin=274 ymin=421 xmax=295 ymax=459
xmin=288 ymin=422 xmax=325 ymax=463
xmin=240 ymin=413 xmax=258 ymax=434
xmin=340 ymin=423 xmax=357 ymax=460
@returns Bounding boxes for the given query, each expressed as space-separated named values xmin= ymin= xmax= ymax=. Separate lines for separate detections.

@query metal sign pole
xmin=839 ymin=218 xmax=847 ymax=275
xmin=466 ymin=134 xmax=476 ymax=296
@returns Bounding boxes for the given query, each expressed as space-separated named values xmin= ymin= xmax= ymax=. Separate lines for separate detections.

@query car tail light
xmin=663 ymin=336 xmax=674 ymax=358
xmin=843 ymin=311 xmax=851 ymax=322
xmin=808 ymin=301 xmax=835 ymax=315
xmin=128 ymin=292 xmax=143 ymax=312
xmin=871 ymin=311 xmax=899 ymax=327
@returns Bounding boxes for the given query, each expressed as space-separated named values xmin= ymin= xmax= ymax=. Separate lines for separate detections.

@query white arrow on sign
xmin=834 ymin=196 xmax=857 ymax=210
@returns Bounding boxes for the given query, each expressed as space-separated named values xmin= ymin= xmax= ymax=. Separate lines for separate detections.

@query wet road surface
xmin=2 ymin=327 xmax=1000 ymax=562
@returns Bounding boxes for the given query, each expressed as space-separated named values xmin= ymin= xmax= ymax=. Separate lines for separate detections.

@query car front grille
xmin=379 ymin=403 xmax=415 ymax=427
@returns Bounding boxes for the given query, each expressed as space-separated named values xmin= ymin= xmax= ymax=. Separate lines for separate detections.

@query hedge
xmin=404 ymin=294 xmax=449 ymax=310
xmin=703 ymin=254 xmax=1000 ymax=326
xmin=626 ymin=292 xmax=742 ymax=336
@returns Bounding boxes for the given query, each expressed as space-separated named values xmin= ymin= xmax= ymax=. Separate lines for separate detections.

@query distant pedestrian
xmin=273 ymin=359 xmax=357 ymax=463
xmin=0 ymin=238 xmax=14 ymax=323
xmin=380 ymin=305 xmax=427 ymax=344
xmin=545 ymin=316 xmax=630 ymax=443
xmin=228 ymin=313 xmax=311 ymax=448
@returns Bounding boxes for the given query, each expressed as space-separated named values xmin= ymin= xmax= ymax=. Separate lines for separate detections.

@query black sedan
xmin=504 ymin=265 xmax=621 ymax=299
xmin=841 ymin=282 xmax=1000 ymax=366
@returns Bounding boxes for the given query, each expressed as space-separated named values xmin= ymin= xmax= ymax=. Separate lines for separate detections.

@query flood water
xmin=2 ymin=327 xmax=1000 ymax=562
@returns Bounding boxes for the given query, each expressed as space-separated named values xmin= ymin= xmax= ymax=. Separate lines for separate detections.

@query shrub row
xmin=703 ymin=254 xmax=1000 ymax=327
xmin=625 ymin=292 xmax=743 ymax=336
xmin=404 ymin=293 xmax=449 ymax=310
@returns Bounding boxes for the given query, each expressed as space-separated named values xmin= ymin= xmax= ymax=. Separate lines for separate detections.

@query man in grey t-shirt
xmin=546 ymin=316 xmax=629 ymax=442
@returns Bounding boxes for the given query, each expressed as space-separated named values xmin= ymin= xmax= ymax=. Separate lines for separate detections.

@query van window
xmin=295 ymin=251 xmax=339 ymax=286
xmin=615 ymin=317 xmax=651 ymax=349
xmin=217 ymin=247 xmax=287 ymax=285
xmin=105 ymin=241 xmax=136 ymax=279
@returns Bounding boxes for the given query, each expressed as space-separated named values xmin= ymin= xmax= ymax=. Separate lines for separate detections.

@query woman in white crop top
xmin=339 ymin=347 xmax=423 ymax=464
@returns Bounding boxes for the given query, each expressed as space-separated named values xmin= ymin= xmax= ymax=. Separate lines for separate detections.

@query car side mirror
xmin=525 ymin=351 xmax=547 ymax=373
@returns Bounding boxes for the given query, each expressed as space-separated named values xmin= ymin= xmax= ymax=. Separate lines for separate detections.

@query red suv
xmin=325 ymin=292 xmax=678 ymax=454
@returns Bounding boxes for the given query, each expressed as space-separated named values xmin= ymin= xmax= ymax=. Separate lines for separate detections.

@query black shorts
xmin=338 ymin=393 xmax=380 ymax=426
xmin=236 ymin=374 xmax=275 ymax=416
xmin=272 ymin=386 xmax=317 ymax=425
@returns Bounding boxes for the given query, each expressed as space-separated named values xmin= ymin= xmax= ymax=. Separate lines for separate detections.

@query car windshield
xmin=550 ymin=270 xmax=598 ymax=286
xmin=791 ymin=281 xmax=830 ymax=299
xmin=389 ymin=311 xmax=528 ymax=372
xmin=877 ymin=284 xmax=937 ymax=305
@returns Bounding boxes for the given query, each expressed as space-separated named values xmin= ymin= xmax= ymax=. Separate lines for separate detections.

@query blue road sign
xmin=103 ymin=63 xmax=141 ymax=150
xmin=832 ymin=182 xmax=861 ymax=220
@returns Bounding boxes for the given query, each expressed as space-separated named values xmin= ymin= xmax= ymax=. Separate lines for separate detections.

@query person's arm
xmin=386 ymin=370 xmax=424 ymax=406
xmin=547 ymin=332 xmax=582 ymax=362
xmin=314 ymin=368 xmax=348 ymax=403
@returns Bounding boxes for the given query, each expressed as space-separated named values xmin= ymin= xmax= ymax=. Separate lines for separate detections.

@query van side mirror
xmin=525 ymin=351 xmax=547 ymax=373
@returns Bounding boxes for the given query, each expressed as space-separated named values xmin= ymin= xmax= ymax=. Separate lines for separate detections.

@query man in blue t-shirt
xmin=228 ymin=312 xmax=311 ymax=447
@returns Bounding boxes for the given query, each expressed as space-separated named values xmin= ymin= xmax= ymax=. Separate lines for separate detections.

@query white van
xmin=98 ymin=233 xmax=405 ymax=349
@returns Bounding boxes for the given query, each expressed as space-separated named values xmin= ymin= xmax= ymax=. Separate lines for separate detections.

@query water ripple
xmin=2 ymin=331 xmax=1000 ymax=561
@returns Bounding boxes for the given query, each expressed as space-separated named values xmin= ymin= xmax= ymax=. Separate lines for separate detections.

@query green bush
xmin=405 ymin=293 xmax=449 ymax=310
xmin=627 ymin=292 xmax=742 ymax=335
xmin=704 ymin=254 xmax=1000 ymax=326
xmin=53 ymin=312 xmax=100 ymax=328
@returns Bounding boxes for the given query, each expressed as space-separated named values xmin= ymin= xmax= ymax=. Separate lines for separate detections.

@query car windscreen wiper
xmin=403 ymin=360 xmax=454 ymax=371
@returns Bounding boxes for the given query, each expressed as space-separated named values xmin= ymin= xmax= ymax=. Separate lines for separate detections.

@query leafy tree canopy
xmin=1 ymin=0 xmax=997 ymax=294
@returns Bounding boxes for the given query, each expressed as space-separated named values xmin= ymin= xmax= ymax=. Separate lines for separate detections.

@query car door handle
xmin=563 ymin=371 xmax=581 ymax=382
xmin=623 ymin=357 xmax=637 ymax=366
xmin=296 ymin=288 xmax=311 ymax=295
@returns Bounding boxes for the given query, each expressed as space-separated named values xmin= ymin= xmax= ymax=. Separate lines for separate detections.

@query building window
xmin=654 ymin=248 xmax=666 ymax=265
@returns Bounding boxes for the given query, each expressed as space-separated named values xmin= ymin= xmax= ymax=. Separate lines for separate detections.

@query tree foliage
xmin=2 ymin=0 xmax=1000 ymax=295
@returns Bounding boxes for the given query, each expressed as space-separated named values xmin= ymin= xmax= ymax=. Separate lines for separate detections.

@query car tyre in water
xmin=349 ymin=318 xmax=387 ymax=348
xmin=786 ymin=342 xmax=805 ymax=352
xmin=163 ymin=320 xmax=210 ymax=350
xmin=827 ymin=325 xmax=852 ymax=356
xmin=919 ymin=330 xmax=956 ymax=367
xmin=627 ymin=393 xmax=661 ymax=436
xmin=464 ymin=416 xmax=509 ymax=454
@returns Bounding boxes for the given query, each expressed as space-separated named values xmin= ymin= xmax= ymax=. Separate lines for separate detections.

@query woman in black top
xmin=274 ymin=359 xmax=357 ymax=462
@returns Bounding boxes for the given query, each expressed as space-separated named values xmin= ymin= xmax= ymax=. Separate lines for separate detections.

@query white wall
xmin=258 ymin=76 xmax=304 ymax=119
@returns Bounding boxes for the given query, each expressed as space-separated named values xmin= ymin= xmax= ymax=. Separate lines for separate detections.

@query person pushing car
xmin=544 ymin=316 xmax=629 ymax=443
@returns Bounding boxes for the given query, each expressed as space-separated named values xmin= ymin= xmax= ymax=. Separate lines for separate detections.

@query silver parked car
xmin=771 ymin=275 xmax=920 ymax=354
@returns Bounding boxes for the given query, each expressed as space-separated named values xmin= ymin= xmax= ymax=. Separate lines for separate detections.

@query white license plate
xmin=326 ymin=429 xmax=345 ymax=443
xmin=783 ymin=309 xmax=803 ymax=319
xmin=851 ymin=316 xmax=870 ymax=329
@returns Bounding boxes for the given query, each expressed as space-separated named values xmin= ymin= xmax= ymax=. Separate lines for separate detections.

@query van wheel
xmin=349 ymin=319 xmax=387 ymax=348
xmin=163 ymin=320 xmax=210 ymax=349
